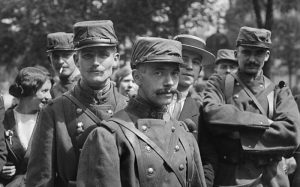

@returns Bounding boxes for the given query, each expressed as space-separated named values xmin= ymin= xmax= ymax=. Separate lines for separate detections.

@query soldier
xmin=26 ymin=20 xmax=128 ymax=187
xmin=215 ymin=49 xmax=238 ymax=75
xmin=203 ymin=26 xmax=300 ymax=186
xmin=47 ymin=32 xmax=81 ymax=98
xmin=77 ymin=37 xmax=207 ymax=187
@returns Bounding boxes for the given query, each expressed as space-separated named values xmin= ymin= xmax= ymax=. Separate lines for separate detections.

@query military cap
xmin=46 ymin=32 xmax=74 ymax=52
xmin=215 ymin=49 xmax=237 ymax=64
xmin=174 ymin=34 xmax=215 ymax=65
xmin=73 ymin=20 xmax=118 ymax=50
xmin=131 ymin=37 xmax=183 ymax=69
xmin=236 ymin=26 xmax=271 ymax=49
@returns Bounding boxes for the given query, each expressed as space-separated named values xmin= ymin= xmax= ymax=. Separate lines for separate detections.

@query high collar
xmin=74 ymin=79 xmax=112 ymax=104
xmin=237 ymin=70 xmax=264 ymax=84
xmin=126 ymin=96 xmax=169 ymax=120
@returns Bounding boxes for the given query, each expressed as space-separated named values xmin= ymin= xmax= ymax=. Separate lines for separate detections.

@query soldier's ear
xmin=113 ymin=53 xmax=120 ymax=68
xmin=234 ymin=50 xmax=237 ymax=58
xmin=132 ymin=69 xmax=142 ymax=86
xmin=264 ymin=50 xmax=270 ymax=62
xmin=74 ymin=52 xmax=80 ymax=68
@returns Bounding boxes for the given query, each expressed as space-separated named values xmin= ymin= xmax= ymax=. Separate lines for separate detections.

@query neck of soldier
xmin=60 ymin=68 xmax=80 ymax=83
xmin=240 ymin=69 xmax=263 ymax=82
xmin=80 ymin=78 xmax=111 ymax=92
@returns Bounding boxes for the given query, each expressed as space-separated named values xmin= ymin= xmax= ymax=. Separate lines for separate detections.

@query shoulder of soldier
xmin=98 ymin=109 xmax=130 ymax=133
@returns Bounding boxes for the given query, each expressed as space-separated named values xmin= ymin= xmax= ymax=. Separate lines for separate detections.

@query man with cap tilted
xmin=26 ymin=20 xmax=128 ymax=187
xmin=76 ymin=37 xmax=207 ymax=187
xmin=47 ymin=32 xmax=81 ymax=98
xmin=173 ymin=35 xmax=217 ymax=187
xmin=215 ymin=49 xmax=238 ymax=75
xmin=203 ymin=26 xmax=300 ymax=186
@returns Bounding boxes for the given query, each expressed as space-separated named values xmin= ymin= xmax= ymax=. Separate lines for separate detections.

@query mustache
xmin=155 ymin=88 xmax=178 ymax=95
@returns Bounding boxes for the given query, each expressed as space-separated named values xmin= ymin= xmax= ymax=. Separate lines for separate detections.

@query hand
xmin=0 ymin=165 xmax=16 ymax=179
xmin=282 ymin=157 xmax=297 ymax=174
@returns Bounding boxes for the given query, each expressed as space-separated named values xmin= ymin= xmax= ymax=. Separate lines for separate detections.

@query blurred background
xmin=0 ymin=0 xmax=299 ymax=107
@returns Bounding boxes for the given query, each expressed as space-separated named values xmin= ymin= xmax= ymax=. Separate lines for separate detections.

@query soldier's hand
xmin=0 ymin=165 xmax=16 ymax=179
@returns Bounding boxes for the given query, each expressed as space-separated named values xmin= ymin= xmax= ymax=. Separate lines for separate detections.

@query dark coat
xmin=77 ymin=97 xmax=207 ymax=187
xmin=178 ymin=96 xmax=217 ymax=187
xmin=292 ymin=94 xmax=300 ymax=187
xmin=0 ymin=106 xmax=33 ymax=186
xmin=203 ymin=72 xmax=300 ymax=186
xmin=26 ymin=81 xmax=128 ymax=187
xmin=0 ymin=96 xmax=8 ymax=185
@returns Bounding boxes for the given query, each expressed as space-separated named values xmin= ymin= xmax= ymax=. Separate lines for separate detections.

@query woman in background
xmin=0 ymin=67 xmax=52 ymax=186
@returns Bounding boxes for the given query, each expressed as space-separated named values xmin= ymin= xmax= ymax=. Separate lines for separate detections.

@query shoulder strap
xmin=63 ymin=91 xmax=102 ymax=125
xmin=231 ymin=73 xmax=267 ymax=116
xmin=109 ymin=113 xmax=187 ymax=187
xmin=224 ymin=73 xmax=235 ymax=104
xmin=264 ymin=77 xmax=274 ymax=119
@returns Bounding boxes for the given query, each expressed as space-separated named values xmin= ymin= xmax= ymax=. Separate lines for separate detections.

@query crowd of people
xmin=0 ymin=19 xmax=298 ymax=187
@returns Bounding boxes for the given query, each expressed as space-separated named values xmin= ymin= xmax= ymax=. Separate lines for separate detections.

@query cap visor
xmin=240 ymin=44 xmax=270 ymax=49
xmin=182 ymin=45 xmax=215 ymax=65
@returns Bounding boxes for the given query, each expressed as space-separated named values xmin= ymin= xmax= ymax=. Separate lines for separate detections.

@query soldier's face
xmin=50 ymin=50 xmax=76 ymax=78
xmin=179 ymin=50 xmax=202 ymax=89
xmin=133 ymin=63 xmax=180 ymax=107
xmin=215 ymin=60 xmax=238 ymax=75
xmin=75 ymin=46 xmax=119 ymax=88
xmin=236 ymin=46 xmax=269 ymax=75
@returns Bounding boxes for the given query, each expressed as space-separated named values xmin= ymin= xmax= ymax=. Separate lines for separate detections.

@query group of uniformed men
xmin=20 ymin=19 xmax=300 ymax=187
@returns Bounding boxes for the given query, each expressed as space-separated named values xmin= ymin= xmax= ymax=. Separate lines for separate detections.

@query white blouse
xmin=13 ymin=109 xmax=38 ymax=150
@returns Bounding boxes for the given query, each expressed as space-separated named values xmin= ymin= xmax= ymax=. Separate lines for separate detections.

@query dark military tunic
xmin=292 ymin=94 xmax=300 ymax=187
xmin=50 ymin=75 xmax=81 ymax=99
xmin=25 ymin=80 xmax=127 ymax=187
xmin=77 ymin=96 xmax=207 ymax=187
xmin=203 ymin=72 xmax=300 ymax=186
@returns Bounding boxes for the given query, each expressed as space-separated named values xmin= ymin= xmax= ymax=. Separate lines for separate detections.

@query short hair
xmin=9 ymin=67 xmax=51 ymax=98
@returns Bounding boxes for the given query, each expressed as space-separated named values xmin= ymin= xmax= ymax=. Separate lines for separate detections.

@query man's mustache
xmin=155 ymin=89 xmax=178 ymax=95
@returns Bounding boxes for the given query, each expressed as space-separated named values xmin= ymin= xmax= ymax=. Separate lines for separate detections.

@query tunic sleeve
xmin=26 ymin=106 xmax=56 ymax=187
xmin=77 ymin=127 xmax=121 ymax=187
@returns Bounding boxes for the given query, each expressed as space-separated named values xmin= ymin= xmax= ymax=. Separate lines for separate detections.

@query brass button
xmin=171 ymin=126 xmax=176 ymax=132
xmin=259 ymin=121 xmax=263 ymax=125
xmin=147 ymin=168 xmax=154 ymax=174
xmin=223 ymin=155 xmax=227 ymax=159
xmin=77 ymin=122 xmax=83 ymax=128
xmin=175 ymin=145 xmax=180 ymax=152
xmin=248 ymin=145 xmax=252 ymax=148
xmin=106 ymin=109 xmax=113 ymax=115
xmin=259 ymin=84 xmax=264 ymax=88
xmin=145 ymin=146 xmax=151 ymax=152
xmin=233 ymin=94 xmax=239 ymax=99
xmin=76 ymin=108 xmax=82 ymax=114
xmin=236 ymin=82 xmax=240 ymax=86
xmin=141 ymin=126 xmax=147 ymax=131
xmin=179 ymin=164 xmax=184 ymax=170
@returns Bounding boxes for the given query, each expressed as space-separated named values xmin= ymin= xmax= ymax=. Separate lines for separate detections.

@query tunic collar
xmin=74 ymin=79 xmax=112 ymax=104
xmin=126 ymin=96 xmax=169 ymax=120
